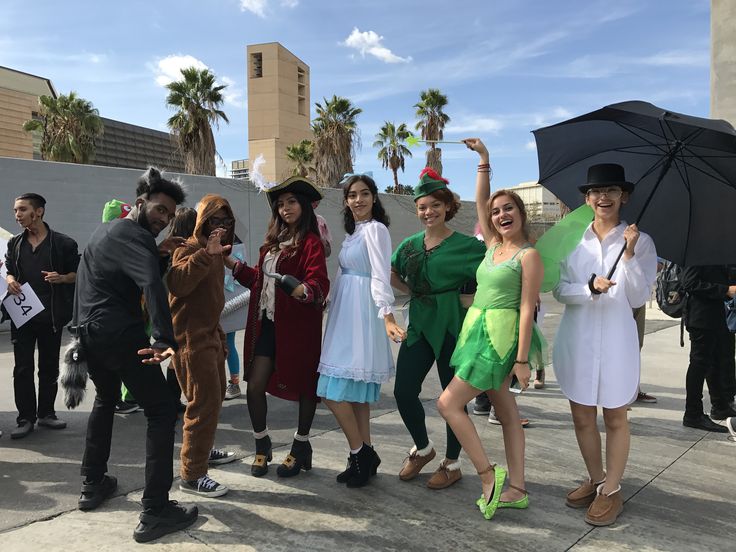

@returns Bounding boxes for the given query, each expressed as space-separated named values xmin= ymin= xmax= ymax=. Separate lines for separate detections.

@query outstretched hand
xmin=137 ymin=347 xmax=175 ymax=365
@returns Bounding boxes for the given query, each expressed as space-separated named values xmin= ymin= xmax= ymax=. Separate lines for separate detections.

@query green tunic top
xmin=392 ymin=231 xmax=486 ymax=357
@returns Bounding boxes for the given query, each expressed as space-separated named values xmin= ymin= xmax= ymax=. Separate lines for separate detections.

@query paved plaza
xmin=0 ymin=298 xmax=734 ymax=551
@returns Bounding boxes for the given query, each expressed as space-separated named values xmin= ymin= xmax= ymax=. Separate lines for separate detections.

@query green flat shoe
xmin=499 ymin=483 xmax=529 ymax=509
xmin=475 ymin=464 xmax=507 ymax=520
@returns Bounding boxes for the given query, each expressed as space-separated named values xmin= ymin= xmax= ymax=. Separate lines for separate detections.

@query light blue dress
xmin=317 ymin=220 xmax=395 ymax=403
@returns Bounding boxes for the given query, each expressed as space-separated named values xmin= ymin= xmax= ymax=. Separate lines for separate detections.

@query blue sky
xmin=1 ymin=0 xmax=711 ymax=199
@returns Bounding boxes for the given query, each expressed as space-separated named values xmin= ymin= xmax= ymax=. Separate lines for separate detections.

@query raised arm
xmin=463 ymin=137 xmax=494 ymax=248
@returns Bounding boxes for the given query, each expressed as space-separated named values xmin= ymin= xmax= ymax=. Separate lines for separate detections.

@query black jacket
xmin=2 ymin=223 xmax=79 ymax=333
xmin=73 ymin=218 xmax=177 ymax=351
xmin=682 ymin=265 xmax=735 ymax=330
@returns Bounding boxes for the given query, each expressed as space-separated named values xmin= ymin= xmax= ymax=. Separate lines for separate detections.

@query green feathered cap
xmin=265 ymin=176 xmax=323 ymax=206
xmin=413 ymin=167 xmax=450 ymax=200
xmin=101 ymin=199 xmax=132 ymax=223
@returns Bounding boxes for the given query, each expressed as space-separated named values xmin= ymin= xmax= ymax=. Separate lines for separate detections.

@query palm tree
xmin=312 ymin=95 xmax=362 ymax=187
xmin=414 ymin=88 xmax=450 ymax=175
xmin=285 ymin=139 xmax=315 ymax=178
xmin=23 ymin=91 xmax=104 ymax=164
xmin=165 ymin=67 xmax=229 ymax=176
xmin=373 ymin=121 xmax=412 ymax=194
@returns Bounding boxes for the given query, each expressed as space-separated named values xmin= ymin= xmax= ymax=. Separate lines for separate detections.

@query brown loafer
xmin=398 ymin=442 xmax=436 ymax=481
xmin=566 ymin=475 xmax=605 ymax=508
xmin=426 ymin=459 xmax=462 ymax=489
xmin=585 ymin=486 xmax=623 ymax=526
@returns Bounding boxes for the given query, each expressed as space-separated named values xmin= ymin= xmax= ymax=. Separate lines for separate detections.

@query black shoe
xmin=472 ymin=393 xmax=491 ymax=415
xmin=277 ymin=439 xmax=312 ymax=477
xmin=78 ymin=475 xmax=118 ymax=510
xmin=133 ymin=501 xmax=198 ymax=543
xmin=251 ymin=435 xmax=272 ymax=477
xmin=10 ymin=420 xmax=34 ymax=439
xmin=336 ymin=456 xmax=354 ymax=483
xmin=370 ymin=445 xmax=381 ymax=476
xmin=346 ymin=444 xmax=374 ymax=488
xmin=683 ymin=414 xmax=728 ymax=433
xmin=710 ymin=406 xmax=736 ymax=421
xmin=37 ymin=415 xmax=67 ymax=429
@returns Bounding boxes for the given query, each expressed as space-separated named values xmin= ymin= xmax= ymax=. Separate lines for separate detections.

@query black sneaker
xmin=115 ymin=400 xmax=140 ymax=414
xmin=683 ymin=414 xmax=728 ymax=433
xmin=10 ymin=419 xmax=34 ymax=439
xmin=208 ymin=448 xmax=237 ymax=466
xmin=179 ymin=474 xmax=229 ymax=497
xmin=37 ymin=415 xmax=67 ymax=429
xmin=472 ymin=393 xmax=491 ymax=416
xmin=78 ymin=474 xmax=118 ymax=510
xmin=133 ymin=501 xmax=198 ymax=543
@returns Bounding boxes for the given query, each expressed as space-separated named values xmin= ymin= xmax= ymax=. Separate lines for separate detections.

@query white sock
xmin=350 ymin=445 xmax=363 ymax=454
xmin=253 ymin=428 xmax=269 ymax=440
xmin=294 ymin=432 xmax=310 ymax=442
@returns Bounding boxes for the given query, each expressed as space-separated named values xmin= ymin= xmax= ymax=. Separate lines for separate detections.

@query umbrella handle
xmin=605 ymin=243 xmax=627 ymax=280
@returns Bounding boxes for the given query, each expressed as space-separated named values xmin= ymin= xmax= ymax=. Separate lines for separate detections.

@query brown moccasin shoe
xmin=566 ymin=475 xmax=605 ymax=508
xmin=398 ymin=445 xmax=436 ymax=481
xmin=585 ymin=486 xmax=623 ymax=526
xmin=426 ymin=460 xmax=462 ymax=489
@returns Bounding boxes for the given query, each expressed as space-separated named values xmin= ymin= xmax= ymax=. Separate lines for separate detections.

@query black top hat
xmin=265 ymin=176 xmax=323 ymax=205
xmin=578 ymin=163 xmax=634 ymax=193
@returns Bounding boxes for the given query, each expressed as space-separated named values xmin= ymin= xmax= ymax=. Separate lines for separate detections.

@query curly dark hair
xmin=425 ymin=188 xmax=461 ymax=221
xmin=342 ymin=175 xmax=390 ymax=234
xmin=136 ymin=167 xmax=186 ymax=205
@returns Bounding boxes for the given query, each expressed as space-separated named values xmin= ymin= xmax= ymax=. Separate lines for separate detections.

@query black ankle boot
xmin=346 ymin=444 xmax=374 ymax=488
xmin=277 ymin=439 xmax=312 ymax=477
xmin=370 ymin=445 xmax=381 ymax=476
xmin=336 ymin=456 xmax=354 ymax=483
xmin=251 ymin=435 xmax=272 ymax=477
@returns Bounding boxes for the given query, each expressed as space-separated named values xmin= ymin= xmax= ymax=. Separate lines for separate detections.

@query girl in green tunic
xmin=391 ymin=168 xmax=486 ymax=490
xmin=438 ymin=138 xmax=545 ymax=521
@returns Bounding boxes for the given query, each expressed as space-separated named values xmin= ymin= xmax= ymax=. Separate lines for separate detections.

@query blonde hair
xmin=485 ymin=189 xmax=530 ymax=242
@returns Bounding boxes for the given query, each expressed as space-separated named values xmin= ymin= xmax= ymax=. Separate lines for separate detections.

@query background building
xmin=711 ymin=0 xmax=736 ymax=124
xmin=231 ymin=158 xmax=250 ymax=179
xmin=0 ymin=65 xmax=184 ymax=172
xmin=247 ymin=42 xmax=312 ymax=183
xmin=508 ymin=181 xmax=562 ymax=221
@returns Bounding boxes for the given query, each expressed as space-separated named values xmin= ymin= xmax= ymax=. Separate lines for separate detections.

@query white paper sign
xmin=2 ymin=283 xmax=45 ymax=328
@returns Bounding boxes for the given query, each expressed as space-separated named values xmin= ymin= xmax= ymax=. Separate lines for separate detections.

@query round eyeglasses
xmin=586 ymin=188 xmax=623 ymax=200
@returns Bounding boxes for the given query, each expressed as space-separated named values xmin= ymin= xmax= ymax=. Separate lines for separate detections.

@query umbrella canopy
xmin=533 ymin=100 xmax=736 ymax=267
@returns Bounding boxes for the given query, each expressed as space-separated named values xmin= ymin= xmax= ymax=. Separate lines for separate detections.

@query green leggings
xmin=393 ymin=333 xmax=463 ymax=460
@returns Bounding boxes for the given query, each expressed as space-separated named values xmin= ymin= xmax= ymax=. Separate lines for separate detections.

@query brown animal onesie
xmin=168 ymin=194 xmax=234 ymax=482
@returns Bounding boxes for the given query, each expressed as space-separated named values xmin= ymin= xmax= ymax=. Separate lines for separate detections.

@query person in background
xmin=313 ymin=200 xmax=332 ymax=258
xmin=633 ymin=305 xmax=657 ymax=403
xmin=222 ymin=233 xmax=250 ymax=400
xmin=4 ymin=193 xmax=79 ymax=439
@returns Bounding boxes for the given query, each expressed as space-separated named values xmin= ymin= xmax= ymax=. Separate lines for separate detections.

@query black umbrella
xmin=533 ymin=100 xmax=736 ymax=275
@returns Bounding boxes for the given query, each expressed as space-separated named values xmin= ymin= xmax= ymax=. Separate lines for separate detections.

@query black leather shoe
xmin=346 ymin=444 xmax=374 ymax=488
xmin=277 ymin=439 xmax=312 ymax=477
xmin=710 ymin=407 xmax=736 ymax=421
xmin=10 ymin=420 xmax=34 ymax=439
xmin=336 ymin=456 xmax=354 ymax=483
xmin=133 ymin=501 xmax=198 ymax=543
xmin=78 ymin=475 xmax=118 ymax=510
xmin=251 ymin=435 xmax=272 ymax=477
xmin=683 ymin=415 xmax=728 ymax=433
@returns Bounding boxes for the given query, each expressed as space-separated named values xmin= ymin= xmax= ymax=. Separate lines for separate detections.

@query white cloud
xmin=342 ymin=28 xmax=412 ymax=64
xmin=240 ymin=0 xmax=298 ymax=17
xmin=220 ymin=76 xmax=247 ymax=109
xmin=446 ymin=116 xmax=504 ymax=135
xmin=525 ymin=139 xmax=537 ymax=151
xmin=154 ymin=54 xmax=208 ymax=87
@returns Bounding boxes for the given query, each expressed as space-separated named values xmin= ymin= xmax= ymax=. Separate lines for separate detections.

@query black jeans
xmin=81 ymin=337 xmax=177 ymax=510
xmin=685 ymin=326 xmax=735 ymax=418
xmin=12 ymin=318 xmax=62 ymax=424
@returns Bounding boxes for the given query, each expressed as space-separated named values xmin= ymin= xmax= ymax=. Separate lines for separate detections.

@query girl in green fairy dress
xmin=438 ymin=138 xmax=545 ymax=520
xmin=391 ymin=167 xmax=486 ymax=490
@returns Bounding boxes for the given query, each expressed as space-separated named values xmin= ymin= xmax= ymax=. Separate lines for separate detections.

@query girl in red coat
xmin=233 ymin=177 xmax=329 ymax=478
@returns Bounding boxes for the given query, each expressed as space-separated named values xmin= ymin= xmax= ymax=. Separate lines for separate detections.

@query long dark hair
xmin=342 ymin=175 xmax=390 ymax=234
xmin=262 ymin=191 xmax=319 ymax=252
xmin=167 ymin=207 xmax=197 ymax=239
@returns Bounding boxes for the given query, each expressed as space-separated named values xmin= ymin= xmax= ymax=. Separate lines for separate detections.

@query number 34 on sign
xmin=2 ymin=283 xmax=45 ymax=328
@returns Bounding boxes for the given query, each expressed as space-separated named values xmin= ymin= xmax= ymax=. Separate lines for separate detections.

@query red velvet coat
xmin=233 ymin=232 xmax=329 ymax=401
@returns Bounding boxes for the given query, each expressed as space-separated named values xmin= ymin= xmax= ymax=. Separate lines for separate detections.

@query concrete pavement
xmin=0 ymin=300 xmax=734 ymax=551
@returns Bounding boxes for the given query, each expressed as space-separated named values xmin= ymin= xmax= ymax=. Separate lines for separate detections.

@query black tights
xmin=247 ymin=355 xmax=317 ymax=436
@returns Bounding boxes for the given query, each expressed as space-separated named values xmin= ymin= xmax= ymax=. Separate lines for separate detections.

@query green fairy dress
xmin=392 ymin=232 xmax=486 ymax=357
xmin=451 ymin=244 xmax=547 ymax=391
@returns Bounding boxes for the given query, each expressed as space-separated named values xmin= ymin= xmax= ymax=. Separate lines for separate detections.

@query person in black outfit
xmin=681 ymin=265 xmax=736 ymax=432
xmin=73 ymin=168 xmax=197 ymax=543
xmin=3 ymin=193 xmax=79 ymax=439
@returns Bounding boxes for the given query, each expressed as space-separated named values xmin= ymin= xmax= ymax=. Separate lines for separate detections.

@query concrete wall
xmin=711 ymin=0 xmax=736 ymax=124
xmin=0 ymin=157 xmax=479 ymax=280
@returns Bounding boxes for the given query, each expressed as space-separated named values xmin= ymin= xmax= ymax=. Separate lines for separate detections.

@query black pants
xmin=12 ymin=318 xmax=62 ymax=424
xmin=685 ymin=326 xmax=735 ymax=418
xmin=81 ymin=338 xmax=177 ymax=510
